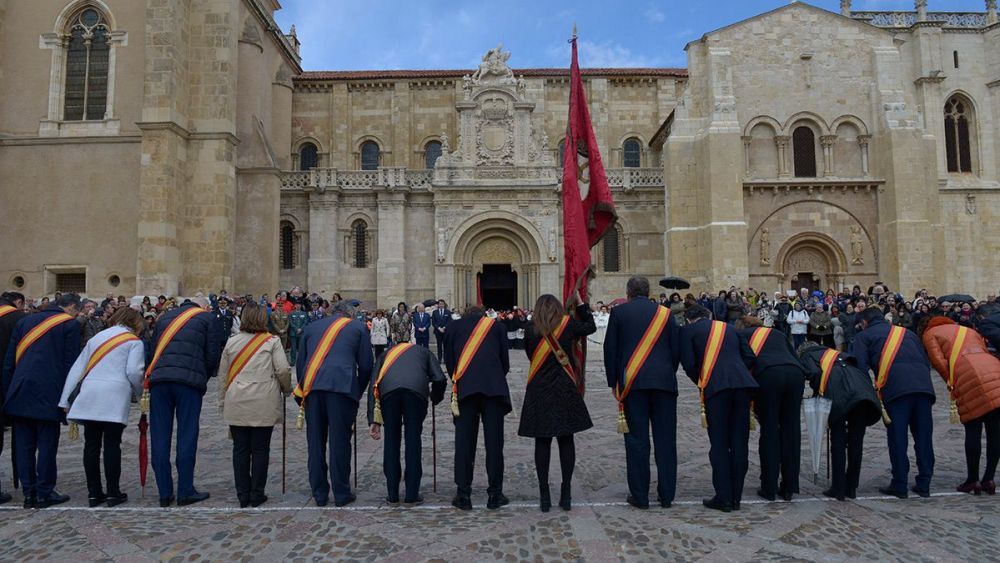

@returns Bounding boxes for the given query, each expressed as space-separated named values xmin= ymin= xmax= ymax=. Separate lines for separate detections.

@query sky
xmin=273 ymin=0 xmax=986 ymax=71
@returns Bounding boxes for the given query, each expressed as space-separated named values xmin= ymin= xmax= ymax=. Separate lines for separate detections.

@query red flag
xmin=562 ymin=33 xmax=617 ymax=306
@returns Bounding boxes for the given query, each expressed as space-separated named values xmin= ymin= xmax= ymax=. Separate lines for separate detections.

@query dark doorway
xmin=480 ymin=264 xmax=518 ymax=310
xmin=794 ymin=272 xmax=820 ymax=294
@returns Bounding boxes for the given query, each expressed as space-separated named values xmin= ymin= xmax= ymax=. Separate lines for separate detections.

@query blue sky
xmin=273 ymin=0 xmax=986 ymax=71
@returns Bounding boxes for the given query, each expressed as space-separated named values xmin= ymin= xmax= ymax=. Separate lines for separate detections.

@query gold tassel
xmin=880 ymin=400 xmax=892 ymax=427
xmin=296 ymin=405 xmax=305 ymax=430
xmin=617 ymin=406 xmax=629 ymax=434
xmin=700 ymin=402 xmax=709 ymax=429
xmin=68 ymin=422 xmax=79 ymax=441
xmin=451 ymin=391 xmax=460 ymax=417
xmin=374 ymin=399 xmax=383 ymax=425
xmin=949 ymin=399 xmax=960 ymax=425
xmin=139 ymin=389 xmax=150 ymax=414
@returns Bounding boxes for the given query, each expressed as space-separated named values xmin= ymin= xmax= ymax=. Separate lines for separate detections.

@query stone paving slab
xmin=0 ymin=350 xmax=994 ymax=561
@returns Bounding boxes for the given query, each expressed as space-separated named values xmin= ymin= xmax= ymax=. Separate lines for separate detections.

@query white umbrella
xmin=802 ymin=396 xmax=833 ymax=484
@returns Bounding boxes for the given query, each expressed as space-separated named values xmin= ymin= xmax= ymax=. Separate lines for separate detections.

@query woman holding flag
xmin=518 ymin=295 xmax=595 ymax=512
xmin=59 ymin=306 xmax=146 ymax=508
xmin=218 ymin=304 xmax=291 ymax=508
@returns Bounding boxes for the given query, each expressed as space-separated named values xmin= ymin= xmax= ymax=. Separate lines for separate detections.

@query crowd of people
xmin=0 ymin=277 xmax=999 ymax=514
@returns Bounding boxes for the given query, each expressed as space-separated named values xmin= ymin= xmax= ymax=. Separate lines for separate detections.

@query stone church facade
xmin=2 ymin=0 xmax=999 ymax=308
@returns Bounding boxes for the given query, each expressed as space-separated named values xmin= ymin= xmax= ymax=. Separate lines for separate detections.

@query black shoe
xmin=88 ymin=494 xmax=107 ymax=508
xmin=403 ymin=495 xmax=424 ymax=505
xmin=732 ymin=501 xmax=741 ymax=511
xmin=334 ymin=493 xmax=356 ymax=507
xmin=756 ymin=489 xmax=776 ymax=502
xmin=239 ymin=498 xmax=250 ymax=509
xmin=486 ymin=493 xmax=509 ymax=510
xmin=159 ymin=495 xmax=175 ymax=508
xmin=451 ymin=495 xmax=472 ymax=511
xmin=823 ymin=489 xmax=846 ymax=501
xmin=878 ymin=486 xmax=907 ymax=499
xmin=559 ymin=482 xmax=572 ymax=511
xmin=315 ymin=497 xmax=328 ymax=507
xmin=23 ymin=497 xmax=36 ymax=509
xmin=626 ymin=495 xmax=649 ymax=509
xmin=780 ymin=491 xmax=794 ymax=502
xmin=0 ymin=492 xmax=11 ymax=505
xmin=703 ymin=497 xmax=732 ymax=513
xmin=385 ymin=495 xmax=401 ymax=505
xmin=251 ymin=495 xmax=268 ymax=508
xmin=106 ymin=492 xmax=128 ymax=508
xmin=659 ymin=499 xmax=672 ymax=508
xmin=910 ymin=486 xmax=930 ymax=498
xmin=177 ymin=491 xmax=210 ymax=506
xmin=846 ymin=489 xmax=857 ymax=500
xmin=539 ymin=483 xmax=551 ymax=513
xmin=38 ymin=492 xmax=70 ymax=508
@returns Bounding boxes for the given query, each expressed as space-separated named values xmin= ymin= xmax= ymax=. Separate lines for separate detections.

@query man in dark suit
xmin=443 ymin=306 xmax=510 ymax=510
xmin=431 ymin=300 xmax=452 ymax=361
xmin=147 ymin=296 xmax=223 ymax=507
xmin=739 ymin=318 xmax=807 ymax=501
xmin=851 ymin=306 xmax=935 ymax=498
xmin=413 ymin=304 xmax=431 ymax=349
xmin=0 ymin=292 xmax=25 ymax=505
xmin=3 ymin=292 xmax=81 ymax=508
xmin=367 ymin=342 xmax=446 ymax=504
xmin=680 ymin=305 xmax=758 ymax=513
xmin=603 ymin=276 xmax=681 ymax=509
xmin=296 ymin=300 xmax=374 ymax=507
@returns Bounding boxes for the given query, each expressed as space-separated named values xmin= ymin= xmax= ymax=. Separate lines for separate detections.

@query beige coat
xmin=218 ymin=332 xmax=292 ymax=427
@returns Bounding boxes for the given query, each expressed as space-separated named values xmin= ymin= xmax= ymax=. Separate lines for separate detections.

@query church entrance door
xmin=480 ymin=264 xmax=517 ymax=310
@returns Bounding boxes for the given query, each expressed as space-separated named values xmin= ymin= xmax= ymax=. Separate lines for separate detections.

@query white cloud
xmin=548 ymin=39 xmax=663 ymax=68
xmin=644 ymin=4 xmax=666 ymax=23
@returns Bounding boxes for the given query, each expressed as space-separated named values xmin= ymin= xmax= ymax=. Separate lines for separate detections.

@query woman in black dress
xmin=518 ymin=295 xmax=596 ymax=512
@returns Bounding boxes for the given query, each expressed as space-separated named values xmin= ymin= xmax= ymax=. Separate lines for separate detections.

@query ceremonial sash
xmin=292 ymin=317 xmax=352 ymax=401
xmin=145 ymin=307 xmax=206 ymax=378
xmin=527 ymin=316 xmax=573 ymax=386
xmin=697 ymin=321 xmax=728 ymax=429
xmin=818 ymin=348 xmax=839 ymax=397
xmin=85 ymin=332 xmax=140 ymax=378
xmin=226 ymin=333 xmax=273 ymax=389
xmin=947 ymin=326 xmax=970 ymax=390
xmin=614 ymin=307 xmax=670 ymax=433
xmin=14 ymin=312 xmax=75 ymax=365
xmin=0 ymin=305 xmax=16 ymax=318
xmin=748 ymin=327 xmax=772 ymax=356
xmin=372 ymin=343 xmax=416 ymax=424
xmin=450 ymin=317 xmax=494 ymax=416
xmin=875 ymin=326 xmax=907 ymax=398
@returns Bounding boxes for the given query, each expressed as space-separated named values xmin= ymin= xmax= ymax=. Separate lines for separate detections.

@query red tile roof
xmin=295 ymin=67 xmax=688 ymax=81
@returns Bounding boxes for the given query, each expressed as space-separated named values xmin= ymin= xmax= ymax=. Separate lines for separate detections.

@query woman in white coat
xmin=59 ymin=307 xmax=145 ymax=508
xmin=370 ymin=310 xmax=390 ymax=359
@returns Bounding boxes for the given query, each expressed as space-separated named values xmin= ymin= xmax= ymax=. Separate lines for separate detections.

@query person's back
xmin=148 ymin=302 xmax=223 ymax=391
xmin=850 ymin=315 xmax=934 ymax=404
xmin=923 ymin=318 xmax=1000 ymax=423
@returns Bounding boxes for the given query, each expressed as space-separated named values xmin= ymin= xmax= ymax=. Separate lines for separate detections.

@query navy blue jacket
xmin=296 ymin=313 xmax=373 ymax=403
xmin=147 ymin=303 xmax=224 ymax=394
xmin=3 ymin=307 xmax=81 ymax=422
xmin=413 ymin=311 xmax=431 ymax=334
xmin=432 ymin=308 xmax=452 ymax=331
xmin=603 ymin=297 xmax=681 ymax=393
xmin=737 ymin=327 xmax=807 ymax=378
xmin=0 ymin=300 xmax=25 ymax=403
xmin=849 ymin=317 xmax=935 ymax=404
xmin=443 ymin=313 xmax=511 ymax=408
xmin=712 ymin=298 xmax=727 ymax=322
xmin=680 ymin=319 xmax=758 ymax=400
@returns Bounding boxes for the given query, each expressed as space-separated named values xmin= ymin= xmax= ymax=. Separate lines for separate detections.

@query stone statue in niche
xmin=437 ymin=227 xmax=449 ymax=263
xmin=516 ymin=75 xmax=526 ymax=98
xmin=759 ymin=228 xmax=770 ymax=266
xmin=548 ymin=227 xmax=558 ymax=262
xmin=850 ymin=226 xmax=864 ymax=265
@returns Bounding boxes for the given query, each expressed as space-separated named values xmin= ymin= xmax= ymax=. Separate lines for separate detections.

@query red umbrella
xmin=138 ymin=414 xmax=149 ymax=497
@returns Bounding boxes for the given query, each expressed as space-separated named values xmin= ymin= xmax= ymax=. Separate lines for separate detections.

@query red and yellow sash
xmin=145 ymin=307 xmax=206 ymax=379
xmin=818 ymin=348 xmax=839 ymax=397
xmin=698 ymin=321 xmax=727 ymax=397
xmin=614 ymin=306 xmax=670 ymax=433
xmin=0 ymin=305 xmax=17 ymax=318
xmin=84 ymin=331 xmax=140 ymax=378
xmin=748 ymin=327 xmax=772 ymax=356
xmin=226 ymin=333 xmax=273 ymax=389
xmin=875 ymin=325 xmax=907 ymax=398
xmin=15 ymin=312 xmax=75 ymax=365
xmin=948 ymin=326 xmax=970 ymax=390
xmin=293 ymin=317 xmax=352 ymax=401
xmin=450 ymin=317 xmax=495 ymax=416
xmin=527 ymin=316 xmax=573 ymax=386
xmin=372 ymin=342 xmax=416 ymax=424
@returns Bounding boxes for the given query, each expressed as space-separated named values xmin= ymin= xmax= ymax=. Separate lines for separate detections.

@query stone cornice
xmin=0 ymin=135 xmax=141 ymax=146
xmin=135 ymin=122 xmax=240 ymax=146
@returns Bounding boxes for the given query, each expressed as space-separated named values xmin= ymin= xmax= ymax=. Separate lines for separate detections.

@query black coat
xmin=443 ymin=313 xmax=511 ymax=409
xmin=147 ymin=303 xmax=224 ymax=394
xmin=367 ymin=343 xmax=446 ymax=425
xmin=680 ymin=319 xmax=758 ymax=400
xmin=3 ymin=307 xmax=81 ymax=422
xmin=849 ymin=318 xmax=934 ymax=404
xmin=0 ymin=300 xmax=25 ymax=403
xmin=738 ymin=327 xmax=807 ymax=379
xmin=800 ymin=347 xmax=881 ymax=426
xmin=979 ymin=312 xmax=1000 ymax=352
xmin=603 ymin=297 xmax=681 ymax=393
xmin=519 ymin=306 xmax=595 ymax=438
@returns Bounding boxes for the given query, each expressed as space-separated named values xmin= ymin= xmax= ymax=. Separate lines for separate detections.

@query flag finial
xmin=572 ymin=23 xmax=577 ymax=39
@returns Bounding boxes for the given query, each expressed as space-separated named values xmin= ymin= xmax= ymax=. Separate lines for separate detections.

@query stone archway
xmin=775 ymin=233 xmax=848 ymax=293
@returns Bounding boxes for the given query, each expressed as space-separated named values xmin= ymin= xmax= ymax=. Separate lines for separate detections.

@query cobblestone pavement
xmin=0 ymin=348 xmax=995 ymax=562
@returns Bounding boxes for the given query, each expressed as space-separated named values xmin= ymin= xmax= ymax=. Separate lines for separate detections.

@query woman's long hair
xmin=532 ymin=294 xmax=565 ymax=336
xmin=240 ymin=303 xmax=269 ymax=333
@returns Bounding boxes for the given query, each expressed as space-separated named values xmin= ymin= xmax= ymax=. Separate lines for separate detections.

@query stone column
xmin=821 ymin=135 xmax=837 ymax=177
xmin=915 ymin=0 xmax=927 ymax=22
xmin=376 ymin=189 xmax=408 ymax=306
xmin=775 ymin=136 xmax=791 ymax=177
xmin=857 ymin=135 xmax=871 ymax=176
xmin=840 ymin=0 xmax=852 ymax=17
xmin=306 ymin=188 xmax=340 ymax=294
xmin=741 ymin=136 xmax=752 ymax=177
xmin=989 ymin=1 xmax=999 ymax=25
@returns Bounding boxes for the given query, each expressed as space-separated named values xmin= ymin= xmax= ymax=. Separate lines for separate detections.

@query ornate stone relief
xmin=759 ymin=228 xmax=770 ymax=266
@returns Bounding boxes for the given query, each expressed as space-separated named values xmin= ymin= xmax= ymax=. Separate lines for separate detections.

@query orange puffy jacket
xmin=922 ymin=317 xmax=1000 ymax=423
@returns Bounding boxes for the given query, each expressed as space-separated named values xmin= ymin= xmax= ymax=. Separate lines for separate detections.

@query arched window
xmin=299 ymin=142 xmax=318 ymax=171
xmin=944 ymin=95 xmax=974 ymax=173
xmin=279 ymin=221 xmax=296 ymax=270
xmin=602 ymin=227 xmax=622 ymax=273
xmin=424 ymin=140 xmax=442 ymax=169
xmin=792 ymin=126 xmax=817 ymax=178
xmin=352 ymin=220 xmax=369 ymax=268
xmin=64 ymin=7 xmax=111 ymax=121
xmin=622 ymin=138 xmax=642 ymax=168
xmin=360 ymin=141 xmax=380 ymax=170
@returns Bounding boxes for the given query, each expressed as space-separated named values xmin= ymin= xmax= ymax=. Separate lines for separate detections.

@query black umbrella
xmin=938 ymin=294 xmax=976 ymax=303
xmin=422 ymin=299 xmax=438 ymax=308
xmin=659 ymin=276 xmax=691 ymax=290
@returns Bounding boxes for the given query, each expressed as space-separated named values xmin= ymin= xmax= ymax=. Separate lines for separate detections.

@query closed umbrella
xmin=138 ymin=414 xmax=149 ymax=497
xmin=802 ymin=395 xmax=832 ymax=484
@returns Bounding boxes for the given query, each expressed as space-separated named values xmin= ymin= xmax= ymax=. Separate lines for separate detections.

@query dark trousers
xmin=829 ymin=408 xmax=868 ymax=496
xmin=453 ymin=394 xmax=506 ymax=498
xmin=434 ymin=330 xmax=446 ymax=360
xmin=373 ymin=345 xmax=387 ymax=360
xmin=416 ymin=333 xmax=430 ymax=349
xmin=231 ymin=426 xmax=274 ymax=503
xmin=964 ymin=408 xmax=1000 ymax=483
xmin=82 ymin=421 xmax=125 ymax=497
xmin=150 ymin=382 xmax=203 ymax=500
xmin=380 ymin=390 xmax=428 ymax=501
xmin=12 ymin=418 xmax=60 ymax=499
xmin=756 ymin=367 xmax=804 ymax=496
xmin=623 ymin=390 xmax=677 ymax=504
xmin=792 ymin=334 xmax=807 ymax=350
xmin=705 ymin=388 xmax=752 ymax=506
xmin=305 ymin=391 xmax=357 ymax=504
xmin=290 ymin=336 xmax=301 ymax=365
xmin=808 ymin=334 xmax=835 ymax=348
xmin=884 ymin=393 xmax=935 ymax=493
